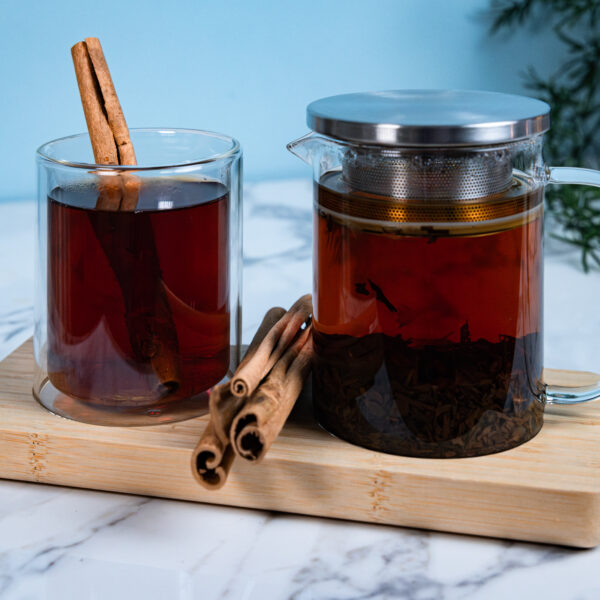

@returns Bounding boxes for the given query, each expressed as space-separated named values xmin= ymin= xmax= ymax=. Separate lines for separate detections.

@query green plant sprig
xmin=490 ymin=0 xmax=600 ymax=271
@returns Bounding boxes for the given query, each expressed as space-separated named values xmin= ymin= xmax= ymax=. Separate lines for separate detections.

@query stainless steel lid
xmin=307 ymin=90 xmax=550 ymax=147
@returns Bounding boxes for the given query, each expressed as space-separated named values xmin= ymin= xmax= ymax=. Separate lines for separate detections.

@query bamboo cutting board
xmin=1 ymin=340 xmax=599 ymax=548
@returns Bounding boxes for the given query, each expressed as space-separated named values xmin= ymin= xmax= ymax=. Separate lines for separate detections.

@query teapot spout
xmin=287 ymin=132 xmax=345 ymax=178
xmin=286 ymin=133 xmax=321 ymax=165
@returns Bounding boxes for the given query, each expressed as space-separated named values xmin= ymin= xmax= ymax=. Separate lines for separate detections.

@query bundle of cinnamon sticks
xmin=192 ymin=295 xmax=313 ymax=489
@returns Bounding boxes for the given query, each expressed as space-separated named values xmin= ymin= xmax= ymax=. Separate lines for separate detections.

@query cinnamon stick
xmin=71 ymin=38 xmax=139 ymax=210
xmin=84 ymin=37 xmax=137 ymax=166
xmin=191 ymin=307 xmax=286 ymax=489
xmin=192 ymin=299 xmax=314 ymax=488
xmin=71 ymin=37 xmax=179 ymax=395
xmin=230 ymin=294 xmax=313 ymax=398
xmin=71 ymin=41 xmax=119 ymax=167
xmin=211 ymin=307 xmax=286 ymax=445
xmin=231 ymin=325 xmax=313 ymax=462
xmin=193 ymin=420 xmax=235 ymax=489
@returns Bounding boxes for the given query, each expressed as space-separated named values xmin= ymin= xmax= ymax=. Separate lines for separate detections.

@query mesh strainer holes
xmin=343 ymin=149 xmax=513 ymax=201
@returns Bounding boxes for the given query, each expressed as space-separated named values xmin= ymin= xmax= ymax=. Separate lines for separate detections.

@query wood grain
xmin=1 ymin=340 xmax=599 ymax=547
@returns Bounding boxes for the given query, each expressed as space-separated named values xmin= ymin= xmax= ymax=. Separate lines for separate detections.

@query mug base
xmin=33 ymin=376 xmax=209 ymax=427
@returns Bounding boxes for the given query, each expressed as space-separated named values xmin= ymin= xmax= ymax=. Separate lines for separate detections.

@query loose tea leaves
xmin=313 ymin=330 xmax=544 ymax=458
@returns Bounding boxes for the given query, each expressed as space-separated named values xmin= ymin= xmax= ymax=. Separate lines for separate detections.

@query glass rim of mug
xmin=36 ymin=127 xmax=241 ymax=171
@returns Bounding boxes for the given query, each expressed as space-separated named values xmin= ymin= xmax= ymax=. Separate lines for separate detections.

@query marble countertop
xmin=1 ymin=179 xmax=599 ymax=600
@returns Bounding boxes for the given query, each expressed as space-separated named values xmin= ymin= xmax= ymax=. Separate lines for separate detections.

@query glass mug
xmin=34 ymin=128 xmax=242 ymax=426
xmin=288 ymin=90 xmax=600 ymax=458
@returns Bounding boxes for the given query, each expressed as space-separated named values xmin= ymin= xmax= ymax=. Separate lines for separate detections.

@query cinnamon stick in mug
xmin=71 ymin=37 xmax=139 ymax=210
xmin=71 ymin=40 xmax=121 ymax=210
xmin=71 ymin=41 xmax=119 ymax=167
xmin=83 ymin=37 xmax=140 ymax=211
xmin=230 ymin=294 xmax=313 ymax=398
xmin=71 ymin=37 xmax=179 ymax=394
xmin=84 ymin=37 xmax=137 ymax=166
xmin=231 ymin=324 xmax=313 ymax=462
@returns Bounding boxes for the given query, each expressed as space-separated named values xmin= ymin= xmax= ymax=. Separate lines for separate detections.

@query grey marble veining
xmin=0 ymin=179 xmax=599 ymax=600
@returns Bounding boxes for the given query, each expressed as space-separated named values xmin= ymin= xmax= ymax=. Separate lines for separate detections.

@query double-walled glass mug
xmin=35 ymin=128 xmax=242 ymax=426
xmin=288 ymin=90 xmax=600 ymax=458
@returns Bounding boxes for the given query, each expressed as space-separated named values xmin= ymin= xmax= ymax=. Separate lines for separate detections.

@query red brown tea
xmin=313 ymin=172 xmax=544 ymax=457
xmin=47 ymin=179 xmax=230 ymax=409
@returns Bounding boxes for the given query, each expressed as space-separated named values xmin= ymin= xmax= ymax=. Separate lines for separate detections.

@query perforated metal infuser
xmin=342 ymin=147 xmax=513 ymax=201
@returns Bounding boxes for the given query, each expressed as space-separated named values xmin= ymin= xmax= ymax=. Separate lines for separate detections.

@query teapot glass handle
xmin=543 ymin=166 xmax=600 ymax=405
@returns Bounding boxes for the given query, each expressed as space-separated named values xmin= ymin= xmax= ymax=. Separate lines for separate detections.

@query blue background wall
xmin=1 ymin=0 xmax=564 ymax=199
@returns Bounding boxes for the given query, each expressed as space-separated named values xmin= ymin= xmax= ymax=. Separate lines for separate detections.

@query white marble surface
xmin=0 ymin=179 xmax=599 ymax=600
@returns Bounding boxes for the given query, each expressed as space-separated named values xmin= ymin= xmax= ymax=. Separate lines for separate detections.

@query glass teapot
xmin=288 ymin=90 xmax=600 ymax=458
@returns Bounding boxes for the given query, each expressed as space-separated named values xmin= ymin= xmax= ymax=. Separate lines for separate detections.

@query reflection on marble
xmin=1 ymin=180 xmax=599 ymax=600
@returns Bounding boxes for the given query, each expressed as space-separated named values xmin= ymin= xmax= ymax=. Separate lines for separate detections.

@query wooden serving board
xmin=1 ymin=340 xmax=599 ymax=548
